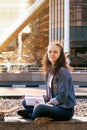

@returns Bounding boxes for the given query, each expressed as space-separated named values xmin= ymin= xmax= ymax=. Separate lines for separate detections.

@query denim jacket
xmin=46 ymin=67 xmax=76 ymax=108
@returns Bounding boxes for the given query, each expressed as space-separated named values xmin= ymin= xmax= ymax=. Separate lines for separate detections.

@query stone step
xmin=0 ymin=116 xmax=87 ymax=130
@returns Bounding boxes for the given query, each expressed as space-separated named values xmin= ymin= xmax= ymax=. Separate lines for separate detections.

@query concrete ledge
xmin=0 ymin=117 xmax=87 ymax=130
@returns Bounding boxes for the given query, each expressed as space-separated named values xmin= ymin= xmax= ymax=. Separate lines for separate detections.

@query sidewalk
xmin=0 ymin=86 xmax=87 ymax=98
xmin=74 ymin=87 xmax=87 ymax=97
xmin=0 ymin=86 xmax=45 ymax=97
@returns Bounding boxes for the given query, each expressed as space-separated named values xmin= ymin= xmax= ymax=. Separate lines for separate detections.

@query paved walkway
xmin=0 ymin=87 xmax=45 ymax=96
xmin=0 ymin=86 xmax=87 ymax=97
xmin=74 ymin=87 xmax=87 ymax=97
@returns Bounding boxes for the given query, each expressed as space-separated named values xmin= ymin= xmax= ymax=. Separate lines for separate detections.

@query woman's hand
xmin=46 ymin=101 xmax=53 ymax=106
xmin=34 ymin=100 xmax=41 ymax=105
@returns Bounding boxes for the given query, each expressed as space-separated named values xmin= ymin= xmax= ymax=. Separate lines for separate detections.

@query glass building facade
xmin=70 ymin=0 xmax=87 ymax=67
xmin=49 ymin=0 xmax=87 ymax=67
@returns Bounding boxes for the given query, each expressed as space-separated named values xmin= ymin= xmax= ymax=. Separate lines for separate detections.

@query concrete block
xmin=0 ymin=117 xmax=87 ymax=130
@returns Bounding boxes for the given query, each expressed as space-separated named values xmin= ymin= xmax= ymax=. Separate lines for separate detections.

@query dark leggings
xmin=22 ymin=99 xmax=74 ymax=121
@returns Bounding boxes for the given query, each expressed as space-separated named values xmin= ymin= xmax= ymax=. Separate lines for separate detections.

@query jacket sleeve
xmin=54 ymin=68 xmax=70 ymax=104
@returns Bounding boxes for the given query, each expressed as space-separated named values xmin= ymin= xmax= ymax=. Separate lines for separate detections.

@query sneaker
xmin=17 ymin=109 xmax=29 ymax=118
xmin=34 ymin=117 xmax=53 ymax=125
xmin=0 ymin=113 xmax=4 ymax=121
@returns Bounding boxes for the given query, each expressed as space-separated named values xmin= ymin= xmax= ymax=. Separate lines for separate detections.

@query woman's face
xmin=47 ymin=44 xmax=61 ymax=65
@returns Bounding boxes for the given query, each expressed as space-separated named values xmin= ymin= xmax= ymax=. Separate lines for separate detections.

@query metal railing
xmin=72 ymin=67 xmax=87 ymax=72
xmin=0 ymin=64 xmax=42 ymax=73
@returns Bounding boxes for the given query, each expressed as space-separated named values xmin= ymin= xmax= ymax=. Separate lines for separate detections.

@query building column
xmin=49 ymin=0 xmax=64 ymax=45
xmin=64 ymin=0 xmax=70 ymax=54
